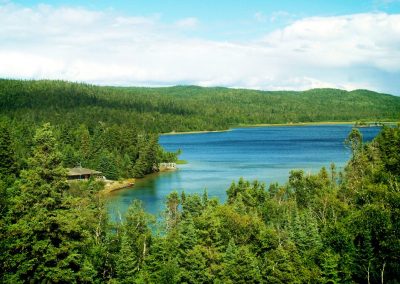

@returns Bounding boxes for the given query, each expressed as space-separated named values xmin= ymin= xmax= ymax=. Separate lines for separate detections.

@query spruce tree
xmin=321 ymin=249 xmax=340 ymax=284
xmin=0 ymin=122 xmax=17 ymax=180
xmin=4 ymin=123 xmax=95 ymax=283
xmin=124 ymin=200 xmax=153 ymax=269
xmin=222 ymin=239 xmax=262 ymax=283
xmin=166 ymin=192 xmax=180 ymax=231
xmin=98 ymin=150 xmax=119 ymax=180
xmin=116 ymin=233 xmax=139 ymax=283
xmin=0 ymin=122 xmax=17 ymax=220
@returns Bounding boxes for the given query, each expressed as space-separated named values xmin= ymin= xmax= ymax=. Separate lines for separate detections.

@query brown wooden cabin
xmin=67 ymin=167 xmax=102 ymax=180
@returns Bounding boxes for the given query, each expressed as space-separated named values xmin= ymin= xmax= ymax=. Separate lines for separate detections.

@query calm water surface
xmin=108 ymin=125 xmax=380 ymax=218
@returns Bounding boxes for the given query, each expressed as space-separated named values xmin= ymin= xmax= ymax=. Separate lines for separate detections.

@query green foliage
xmin=222 ymin=240 xmax=262 ymax=283
xmin=1 ymin=94 xmax=399 ymax=283
xmin=1 ymin=79 xmax=399 ymax=134
xmin=0 ymin=122 xmax=18 ymax=180
xmin=3 ymin=124 xmax=96 ymax=282
xmin=165 ymin=191 xmax=181 ymax=231
xmin=320 ymin=249 xmax=340 ymax=284
xmin=4 ymin=121 xmax=176 ymax=181
xmin=374 ymin=125 xmax=400 ymax=179
xmin=98 ymin=150 xmax=119 ymax=180
xmin=345 ymin=128 xmax=363 ymax=158
xmin=115 ymin=201 xmax=154 ymax=283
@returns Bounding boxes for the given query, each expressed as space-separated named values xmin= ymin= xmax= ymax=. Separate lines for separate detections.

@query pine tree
xmin=177 ymin=215 xmax=198 ymax=254
xmin=145 ymin=134 xmax=159 ymax=172
xmin=0 ymin=122 xmax=17 ymax=222
xmin=133 ymin=147 xmax=147 ymax=178
xmin=166 ymin=192 xmax=180 ymax=231
xmin=78 ymin=124 xmax=91 ymax=163
xmin=124 ymin=200 xmax=153 ymax=269
xmin=98 ymin=150 xmax=118 ymax=180
xmin=0 ymin=122 xmax=17 ymax=180
xmin=345 ymin=128 xmax=363 ymax=159
xmin=116 ymin=233 xmax=139 ymax=283
xmin=4 ymin=123 xmax=96 ymax=283
xmin=180 ymin=245 xmax=212 ymax=283
xmin=321 ymin=249 xmax=340 ymax=284
xmin=222 ymin=239 xmax=262 ymax=283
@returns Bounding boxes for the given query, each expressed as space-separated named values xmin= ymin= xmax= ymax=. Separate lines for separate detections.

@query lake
xmin=108 ymin=124 xmax=381 ymax=218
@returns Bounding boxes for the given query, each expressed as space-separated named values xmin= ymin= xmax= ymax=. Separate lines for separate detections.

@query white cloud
xmin=262 ymin=13 xmax=400 ymax=72
xmin=0 ymin=3 xmax=399 ymax=94
xmin=175 ymin=17 xmax=199 ymax=29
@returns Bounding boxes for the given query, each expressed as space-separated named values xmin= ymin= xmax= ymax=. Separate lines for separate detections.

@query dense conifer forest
xmin=1 ymin=79 xmax=399 ymax=134
xmin=1 ymin=120 xmax=399 ymax=283
xmin=0 ymin=79 xmax=399 ymax=283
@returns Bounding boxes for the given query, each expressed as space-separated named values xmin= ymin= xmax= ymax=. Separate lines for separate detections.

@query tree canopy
xmin=0 ymin=79 xmax=399 ymax=282
xmin=1 ymin=123 xmax=399 ymax=283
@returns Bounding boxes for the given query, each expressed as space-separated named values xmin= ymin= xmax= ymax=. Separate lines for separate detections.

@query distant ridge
xmin=0 ymin=79 xmax=399 ymax=133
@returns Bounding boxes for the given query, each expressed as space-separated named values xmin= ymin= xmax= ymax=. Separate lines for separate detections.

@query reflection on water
xmin=108 ymin=125 xmax=381 ymax=218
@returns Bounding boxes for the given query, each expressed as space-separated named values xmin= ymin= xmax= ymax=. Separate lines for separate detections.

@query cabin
xmin=67 ymin=167 xmax=103 ymax=180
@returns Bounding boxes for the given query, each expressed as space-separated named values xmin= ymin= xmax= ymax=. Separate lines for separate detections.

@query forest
xmin=1 ymin=79 xmax=400 ymax=134
xmin=0 ymin=118 xmax=399 ymax=283
xmin=0 ymin=79 xmax=399 ymax=283
xmin=1 ymin=79 xmax=399 ymax=180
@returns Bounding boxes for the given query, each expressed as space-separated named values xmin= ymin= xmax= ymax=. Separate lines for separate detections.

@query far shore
xmin=161 ymin=129 xmax=232 ymax=135
xmin=161 ymin=120 xmax=396 ymax=136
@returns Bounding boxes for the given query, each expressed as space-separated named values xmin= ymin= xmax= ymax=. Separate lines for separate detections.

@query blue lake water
xmin=108 ymin=125 xmax=381 ymax=218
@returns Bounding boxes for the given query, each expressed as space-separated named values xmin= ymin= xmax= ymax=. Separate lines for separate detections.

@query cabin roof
xmin=67 ymin=167 xmax=102 ymax=176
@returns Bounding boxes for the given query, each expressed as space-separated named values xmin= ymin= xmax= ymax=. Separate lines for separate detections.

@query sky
xmin=1 ymin=0 xmax=400 ymax=94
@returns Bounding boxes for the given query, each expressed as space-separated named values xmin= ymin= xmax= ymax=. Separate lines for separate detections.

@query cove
xmin=108 ymin=124 xmax=381 ymax=218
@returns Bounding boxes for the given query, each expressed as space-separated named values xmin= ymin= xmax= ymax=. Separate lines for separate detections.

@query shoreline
xmin=104 ymin=120 xmax=395 ymax=194
xmin=100 ymin=178 xmax=135 ymax=195
xmin=236 ymin=121 xmax=355 ymax=128
xmin=101 ymin=169 xmax=179 ymax=195
xmin=161 ymin=129 xmax=232 ymax=135
xmin=161 ymin=121 xmax=395 ymax=136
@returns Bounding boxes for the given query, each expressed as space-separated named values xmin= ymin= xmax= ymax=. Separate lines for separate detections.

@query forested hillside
xmin=1 ymin=79 xmax=399 ymax=134
xmin=1 ymin=79 xmax=398 ymax=180
xmin=1 ymin=120 xmax=399 ymax=283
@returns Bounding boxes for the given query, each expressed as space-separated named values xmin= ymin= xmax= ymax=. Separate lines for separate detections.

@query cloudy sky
xmin=1 ymin=0 xmax=400 ymax=94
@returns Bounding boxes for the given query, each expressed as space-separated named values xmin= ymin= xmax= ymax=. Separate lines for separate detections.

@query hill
xmin=0 ymin=79 xmax=399 ymax=133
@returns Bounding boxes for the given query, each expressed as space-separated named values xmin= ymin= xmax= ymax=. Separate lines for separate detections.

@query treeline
xmin=1 ymin=121 xmax=399 ymax=282
xmin=3 ymin=78 xmax=398 ymax=180
xmin=1 ymin=79 xmax=399 ymax=134
xmin=0 ymin=119 xmax=178 ymax=180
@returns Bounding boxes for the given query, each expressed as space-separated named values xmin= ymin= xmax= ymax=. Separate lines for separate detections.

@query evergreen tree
xmin=133 ymin=146 xmax=147 ymax=178
xmin=116 ymin=233 xmax=139 ymax=283
xmin=123 ymin=200 xmax=153 ymax=271
xmin=345 ymin=128 xmax=363 ymax=159
xmin=166 ymin=192 xmax=180 ymax=231
xmin=77 ymin=124 xmax=91 ymax=164
xmin=0 ymin=122 xmax=17 ymax=222
xmin=3 ymin=123 xmax=96 ymax=283
xmin=320 ymin=249 xmax=340 ymax=284
xmin=98 ymin=150 xmax=119 ymax=180
xmin=0 ymin=122 xmax=17 ymax=180
xmin=222 ymin=239 xmax=262 ymax=283
xmin=180 ymin=245 xmax=212 ymax=283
